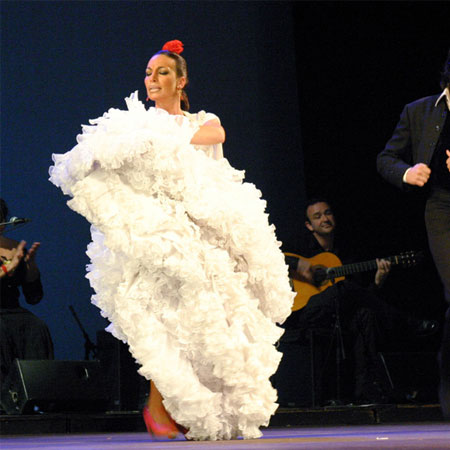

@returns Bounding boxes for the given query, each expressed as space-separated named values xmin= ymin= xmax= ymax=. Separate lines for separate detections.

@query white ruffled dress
xmin=49 ymin=92 xmax=294 ymax=440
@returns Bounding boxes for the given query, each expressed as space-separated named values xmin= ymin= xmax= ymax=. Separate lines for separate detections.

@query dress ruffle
xmin=49 ymin=92 xmax=294 ymax=440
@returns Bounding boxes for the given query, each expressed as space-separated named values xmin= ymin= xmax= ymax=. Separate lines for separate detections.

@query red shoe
xmin=142 ymin=405 xmax=178 ymax=439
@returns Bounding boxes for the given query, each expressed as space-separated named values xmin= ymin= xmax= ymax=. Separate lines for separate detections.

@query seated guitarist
xmin=291 ymin=198 xmax=392 ymax=288
xmin=284 ymin=198 xmax=437 ymax=404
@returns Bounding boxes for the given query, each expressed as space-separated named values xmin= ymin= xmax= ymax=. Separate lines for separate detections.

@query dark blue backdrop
xmin=2 ymin=1 xmax=450 ymax=361
xmin=1 ymin=1 xmax=304 ymax=360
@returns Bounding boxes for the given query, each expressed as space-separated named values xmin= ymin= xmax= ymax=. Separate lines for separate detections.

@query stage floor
xmin=1 ymin=423 xmax=450 ymax=449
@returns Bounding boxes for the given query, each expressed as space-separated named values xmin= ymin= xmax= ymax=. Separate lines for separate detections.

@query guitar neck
xmin=327 ymin=255 xmax=399 ymax=279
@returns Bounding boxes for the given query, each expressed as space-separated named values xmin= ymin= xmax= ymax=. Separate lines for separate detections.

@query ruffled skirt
xmin=49 ymin=93 xmax=294 ymax=440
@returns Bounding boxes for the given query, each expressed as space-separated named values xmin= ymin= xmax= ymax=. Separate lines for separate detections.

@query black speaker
xmin=378 ymin=351 xmax=439 ymax=403
xmin=0 ymin=359 xmax=108 ymax=415
xmin=96 ymin=331 xmax=148 ymax=411
xmin=272 ymin=328 xmax=336 ymax=407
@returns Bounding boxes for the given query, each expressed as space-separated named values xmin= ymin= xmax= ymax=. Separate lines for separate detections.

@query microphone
xmin=11 ymin=217 xmax=32 ymax=225
xmin=1 ymin=217 xmax=32 ymax=226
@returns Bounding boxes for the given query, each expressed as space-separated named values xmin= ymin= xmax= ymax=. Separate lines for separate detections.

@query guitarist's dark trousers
xmin=283 ymin=279 xmax=403 ymax=401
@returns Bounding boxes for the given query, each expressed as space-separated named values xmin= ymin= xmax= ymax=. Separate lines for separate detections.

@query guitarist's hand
xmin=375 ymin=258 xmax=391 ymax=287
xmin=295 ymin=258 xmax=314 ymax=284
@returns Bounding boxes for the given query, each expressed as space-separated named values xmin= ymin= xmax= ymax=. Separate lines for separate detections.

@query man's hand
xmin=375 ymin=258 xmax=391 ymax=287
xmin=446 ymin=149 xmax=450 ymax=172
xmin=295 ymin=258 xmax=314 ymax=284
xmin=405 ymin=163 xmax=431 ymax=186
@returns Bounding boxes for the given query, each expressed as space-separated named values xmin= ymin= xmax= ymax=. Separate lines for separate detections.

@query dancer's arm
xmin=190 ymin=119 xmax=225 ymax=145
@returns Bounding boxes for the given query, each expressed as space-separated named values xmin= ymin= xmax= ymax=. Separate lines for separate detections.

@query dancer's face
xmin=144 ymin=54 xmax=185 ymax=104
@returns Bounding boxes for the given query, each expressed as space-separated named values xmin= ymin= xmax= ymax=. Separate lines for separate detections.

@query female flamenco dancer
xmin=49 ymin=40 xmax=294 ymax=441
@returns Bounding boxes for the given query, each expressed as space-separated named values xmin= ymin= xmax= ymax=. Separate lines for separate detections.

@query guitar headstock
xmin=395 ymin=251 xmax=424 ymax=268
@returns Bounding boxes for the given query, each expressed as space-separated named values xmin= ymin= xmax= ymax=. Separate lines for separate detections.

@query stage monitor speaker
xmin=96 ymin=330 xmax=148 ymax=411
xmin=0 ymin=359 xmax=108 ymax=415
xmin=378 ymin=351 xmax=439 ymax=403
xmin=272 ymin=328 xmax=336 ymax=407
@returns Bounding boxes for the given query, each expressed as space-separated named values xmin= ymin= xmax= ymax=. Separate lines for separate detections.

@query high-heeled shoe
xmin=142 ymin=405 xmax=179 ymax=439
xmin=176 ymin=423 xmax=189 ymax=435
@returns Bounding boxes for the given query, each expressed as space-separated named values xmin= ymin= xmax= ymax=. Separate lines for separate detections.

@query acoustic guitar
xmin=285 ymin=251 xmax=422 ymax=312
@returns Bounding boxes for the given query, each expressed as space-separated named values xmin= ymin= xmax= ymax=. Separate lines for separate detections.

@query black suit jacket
xmin=377 ymin=94 xmax=448 ymax=190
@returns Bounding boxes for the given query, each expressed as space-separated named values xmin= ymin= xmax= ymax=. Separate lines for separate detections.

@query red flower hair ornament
xmin=162 ymin=40 xmax=184 ymax=54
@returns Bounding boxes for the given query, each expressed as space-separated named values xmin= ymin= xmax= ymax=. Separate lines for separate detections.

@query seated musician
xmin=0 ymin=198 xmax=54 ymax=392
xmin=284 ymin=198 xmax=437 ymax=403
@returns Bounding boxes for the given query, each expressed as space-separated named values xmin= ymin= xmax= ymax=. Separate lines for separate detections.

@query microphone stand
xmin=69 ymin=305 xmax=98 ymax=360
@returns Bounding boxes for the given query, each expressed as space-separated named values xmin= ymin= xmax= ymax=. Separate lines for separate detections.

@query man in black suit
xmin=377 ymin=50 xmax=450 ymax=418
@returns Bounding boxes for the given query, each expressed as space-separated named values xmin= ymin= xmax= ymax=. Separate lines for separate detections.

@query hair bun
xmin=162 ymin=40 xmax=184 ymax=54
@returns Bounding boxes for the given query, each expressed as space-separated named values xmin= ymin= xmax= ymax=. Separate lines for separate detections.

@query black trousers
xmin=425 ymin=187 xmax=450 ymax=418
xmin=425 ymin=187 xmax=450 ymax=303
